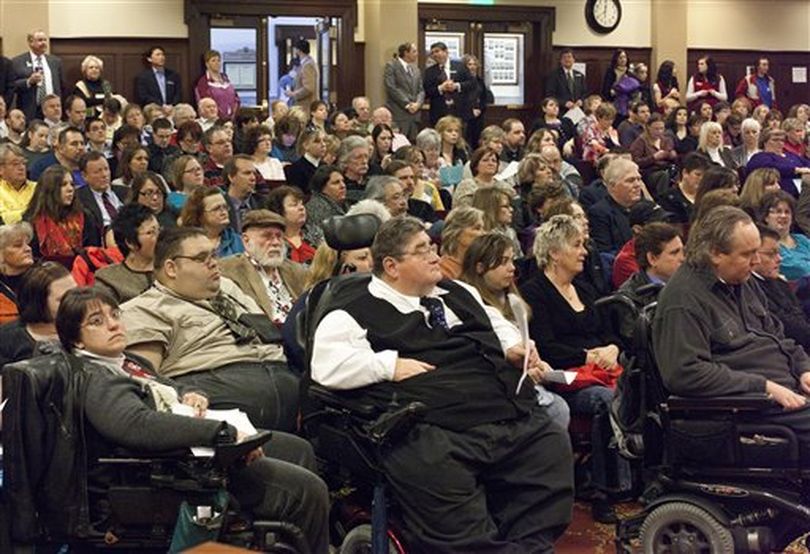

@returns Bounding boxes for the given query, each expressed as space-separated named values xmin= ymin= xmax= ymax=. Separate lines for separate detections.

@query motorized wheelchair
xmin=615 ymin=301 xmax=810 ymax=554
xmin=0 ymin=347 xmax=309 ymax=553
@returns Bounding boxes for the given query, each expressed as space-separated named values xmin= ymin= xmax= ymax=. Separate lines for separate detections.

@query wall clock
xmin=586 ymin=0 xmax=622 ymax=34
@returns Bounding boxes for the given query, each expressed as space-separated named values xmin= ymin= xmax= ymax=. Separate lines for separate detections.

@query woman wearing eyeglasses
xmin=746 ymin=127 xmax=810 ymax=198
xmin=180 ymin=187 xmax=244 ymax=258
xmin=130 ymin=171 xmax=178 ymax=229
xmin=167 ymin=155 xmax=205 ymax=212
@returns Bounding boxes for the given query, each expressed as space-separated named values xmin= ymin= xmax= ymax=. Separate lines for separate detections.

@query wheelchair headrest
xmin=322 ymin=214 xmax=381 ymax=251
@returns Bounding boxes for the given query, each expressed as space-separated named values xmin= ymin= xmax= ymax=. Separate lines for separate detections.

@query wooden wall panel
xmin=687 ymin=49 xmax=809 ymax=109
xmin=550 ymin=46 xmax=653 ymax=102
xmin=50 ymin=38 xmax=192 ymax=107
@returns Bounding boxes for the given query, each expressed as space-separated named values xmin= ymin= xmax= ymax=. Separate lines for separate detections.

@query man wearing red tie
xmin=423 ymin=42 xmax=474 ymax=127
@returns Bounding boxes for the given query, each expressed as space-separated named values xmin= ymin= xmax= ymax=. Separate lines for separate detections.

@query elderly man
xmin=0 ymin=143 xmax=36 ymax=223
xmin=338 ymin=135 xmax=370 ymax=204
xmin=351 ymin=96 xmax=373 ymax=135
xmin=654 ymin=206 xmax=810 ymax=444
xmin=29 ymin=125 xmax=87 ymax=184
xmin=197 ymin=97 xmax=219 ymax=132
xmin=121 ymin=226 xmax=300 ymax=431
xmin=172 ymin=103 xmax=197 ymax=129
xmin=219 ymin=209 xmax=308 ymax=325
xmin=3 ymin=109 xmax=26 ymax=145
xmin=384 ymin=42 xmax=423 ymax=142
xmin=588 ymin=158 xmax=644 ymax=254
xmin=364 ymin=175 xmax=408 ymax=218
xmin=202 ymin=125 xmax=233 ymax=188
xmin=312 ymin=216 xmax=573 ymax=552
xmin=10 ymin=29 xmax=64 ymax=120
xmin=223 ymin=154 xmax=260 ymax=232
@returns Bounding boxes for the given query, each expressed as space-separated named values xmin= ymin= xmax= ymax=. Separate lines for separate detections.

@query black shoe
xmin=591 ymin=499 xmax=618 ymax=525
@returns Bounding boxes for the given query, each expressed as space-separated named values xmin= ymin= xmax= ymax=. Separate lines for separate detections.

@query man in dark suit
xmin=384 ymin=42 xmax=424 ymax=141
xmin=134 ymin=46 xmax=182 ymax=111
xmin=587 ymin=158 xmax=644 ymax=254
xmin=545 ymin=48 xmax=586 ymax=114
xmin=9 ymin=30 xmax=64 ymax=121
xmin=78 ymin=151 xmax=129 ymax=231
xmin=0 ymin=55 xmax=13 ymax=105
xmin=423 ymin=41 xmax=473 ymax=127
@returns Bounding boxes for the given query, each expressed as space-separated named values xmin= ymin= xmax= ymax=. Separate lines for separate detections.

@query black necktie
xmin=420 ymin=297 xmax=449 ymax=331
xmin=102 ymin=191 xmax=118 ymax=222
xmin=209 ymin=293 xmax=257 ymax=344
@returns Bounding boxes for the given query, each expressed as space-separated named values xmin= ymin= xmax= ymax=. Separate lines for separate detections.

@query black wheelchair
xmin=615 ymin=302 xmax=810 ymax=554
xmin=0 ymin=349 xmax=309 ymax=553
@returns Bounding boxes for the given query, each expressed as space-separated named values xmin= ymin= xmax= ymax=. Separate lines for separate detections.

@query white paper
xmin=509 ymin=296 xmax=531 ymax=394
xmin=0 ymin=398 xmax=6 ymax=431
xmin=572 ymin=62 xmax=586 ymax=77
xmin=171 ymin=405 xmax=258 ymax=457
xmin=543 ymin=370 xmax=578 ymax=385
xmin=496 ymin=161 xmax=520 ymax=181
xmin=793 ymin=67 xmax=808 ymax=84
xmin=563 ymin=105 xmax=586 ymax=126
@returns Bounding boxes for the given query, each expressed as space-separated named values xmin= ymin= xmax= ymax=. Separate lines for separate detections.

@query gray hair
xmin=371 ymin=216 xmax=426 ymax=277
xmin=532 ymin=214 xmax=582 ymax=270
xmin=686 ymin=205 xmax=752 ymax=268
xmin=415 ymin=128 xmax=441 ymax=151
xmin=172 ymin=103 xmax=196 ymax=120
xmin=603 ymin=157 xmax=638 ymax=188
xmin=0 ymin=222 xmax=33 ymax=267
xmin=0 ymin=143 xmax=25 ymax=164
xmin=80 ymin=55 xmax=104 ymax=76
xmin=441 ymin=206 xmax=484 ymax=257
xmin=347 ymin=199 xmax=392 ymax=223
xmin=337 ymin=136 xmax=370 ymax=169
xmin=364 ymin=175 xmax=400 ymax=203
xmin=740 ymin=117 xmax=761 ymax=135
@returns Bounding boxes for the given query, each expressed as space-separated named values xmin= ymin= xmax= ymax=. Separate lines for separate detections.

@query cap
xmin=241 ymin=209 xmax=286 ymax=232
xmin=629 ymin=200 xmax=673 ymax=227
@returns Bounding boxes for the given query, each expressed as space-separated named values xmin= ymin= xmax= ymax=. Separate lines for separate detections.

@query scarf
xmin=34 ymin=211 xmax=84 ymax=257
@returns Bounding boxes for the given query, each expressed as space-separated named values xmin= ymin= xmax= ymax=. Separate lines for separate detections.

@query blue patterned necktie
xmin=420 ymin=296 xmax=449 ymax=331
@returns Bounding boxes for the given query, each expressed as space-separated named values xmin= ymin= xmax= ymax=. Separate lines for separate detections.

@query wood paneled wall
xmin=50 ymin=38 xmax=193 ymax=107
xmin=687 ymin=49 xmax=810 ymax=108
xmin=549 ymin=46 xmax=653 ymax=102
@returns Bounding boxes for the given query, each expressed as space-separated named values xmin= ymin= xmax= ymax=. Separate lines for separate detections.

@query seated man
xmin=588 ymin=158 xmax=644 ymax=255
xmin=121 ymin=226 xmax=299 ymax=431
xmin=219 ymin=209 xmax=308 ymax=325
xmin=311 ymin=216 xmax=573 ymax=553
xmin=654 ymin=206 xmax=810 ymax=443
xmin=619 ymin=221 xmax=684 ymax=308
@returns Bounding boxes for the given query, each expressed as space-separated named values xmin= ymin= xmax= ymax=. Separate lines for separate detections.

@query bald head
xmin=372 ymin=107 xmax=393 ymax=127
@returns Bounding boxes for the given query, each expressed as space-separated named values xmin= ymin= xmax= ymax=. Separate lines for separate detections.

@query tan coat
xmin=218 ymin=254 xmax=309 ymax=320
xmin=291 ymin=55 xmax=319 ymax=111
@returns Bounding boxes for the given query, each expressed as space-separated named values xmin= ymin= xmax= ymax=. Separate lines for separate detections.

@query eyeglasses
xmin=139 ymin=189 xmax=162 ymax=198
xmin=205 ymin=204 xmax=229 ymax=214
xmin=82 ymin=308 xmax=123 ymax=328
xmin=401 ymin=243 xmax=437 ymax=259
xmin=173 ymin=250 xmax=217 ymax=265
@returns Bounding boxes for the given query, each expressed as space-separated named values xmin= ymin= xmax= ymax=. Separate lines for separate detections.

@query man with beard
xmin=2 ymin=109 xmax=26 ymax=145
xmin=219 ymin=209 xmax=308 ymax=325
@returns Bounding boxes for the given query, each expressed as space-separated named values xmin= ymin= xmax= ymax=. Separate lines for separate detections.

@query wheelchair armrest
xmin=666 ymin=393 xmax=777 ymax=413
xmin=365 ymin=401 xmax=427 ymax=445
xmin=308 ymin=383 xmax=379 ymax=417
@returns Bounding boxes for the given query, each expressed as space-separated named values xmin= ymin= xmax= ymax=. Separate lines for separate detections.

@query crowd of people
xmin=1 ymin=27 xmax=810 ymax=552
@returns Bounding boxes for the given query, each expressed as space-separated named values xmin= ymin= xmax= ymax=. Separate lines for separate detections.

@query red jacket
xmin=71 ymin=247 xmax=124 ymax=286
xmin=612 ymin=238 xmax=639 ymax=289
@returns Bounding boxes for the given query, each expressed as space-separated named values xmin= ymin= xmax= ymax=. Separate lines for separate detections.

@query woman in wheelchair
xmin=459 ymin=232 xmax=570 ymax=428
xmin=519 ymin=215 xmax=632 ymax=524
xmin=54 ymin=287 xmax=330 ymax=554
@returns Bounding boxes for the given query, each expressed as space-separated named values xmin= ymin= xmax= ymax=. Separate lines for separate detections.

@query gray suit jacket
xmin=10 ymin=52 xmax=63 ymax=120
xmin=218 ymin=254 xmax=309 ymax=320
xmin=384 ymin=57 xmax=424 ymax=135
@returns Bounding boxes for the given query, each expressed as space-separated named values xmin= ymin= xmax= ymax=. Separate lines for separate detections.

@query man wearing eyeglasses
xmin=0 ymin=143 xmax=36 ymax=224
xmin=121 ymin=226 xmax=298 ymax=434
xmin=311 ymin=216 xmax=573 ymax=552
xmin=202 ymin=125 xmax=233 ymax=188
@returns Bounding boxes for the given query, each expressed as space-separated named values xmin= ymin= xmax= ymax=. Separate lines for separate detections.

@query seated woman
xmin=72 ymin=55 xmax=114 ymax=115
xmin=167 ymin=155 xmax=205 ymax=211
xmin=327 ymin=110 xmax=352 ymax=141
xmin=435 ymin=116 xmax=469 ymax=188
xmin=739 ymin=167 xmax=781 ymax=216
xmin=472 ymin=187 xmax=522 ymax=258
xmin=759 ymin=190 xmax=810 ymax=281
xmin=246 ymin=124 xmax=286 ymax=192
xmin=582 ymin=103 xmax=620 ymax=165
xmin=438 ymin=206 xmax=485 ymax=279
xmin=305 ymin=165 xmax=347 ymax=232
xmin=53 ymin=287 xmax=330 ymax=554
xmin=519 ymin=215 xmax=631 ymax=524
xmin=264 ymin=185 xmax=323 ymax=265
xmin=112 ymin=145 xmax=151 ymax=188
xmin=783 ymin=118 xmax=808 ymax=158
xmin=270 ymin=115 xmax=302 ymax=164
xmin=180 ymin=187 xmax=244 ymax=258
xmin=0 ymin=261 xmax=76 ymax=369
xmin=415 ymin=128 xmax=443 ymax=185
xmin=697 ymin=121 xmax=736 ymax=169
xmin=460 ymin=232 xmax=569 ymax=428
xmin=392 ymin=146 xmax=445 ymax=214
xmin=23 ymin=166 xmax=101 ymax=267
xmin=531 ymin=97 xmax=576 ymax=150
xmin=20 ymin=119 xmax=51 ymax=168
xmin=283 ymin=129 xmax=325 ymax=194
xmin=629 ymin=113 xmax=677 ymax=193
xmin=0 ymin=222 xmax=35 ymax=324
xmin=664 ymin=106 xmax=691 ymax=156
xmin=694 ymin=165 xmax=740 ymax=207
xmin=730 ymin=117 xmax=761 ymax=169
xmin=307 ymin=100 xmax=329 ymax=133
xmin=94 ymin=204 xmax=157 ymax=303
xmin=130 ymin=171 xmax=178 ymax=229
xmin=368 ymin=124 xmax=394 ymax=175
xmin=453 ymin=146 xmax=508 ymax=208
xmin=747 ymin=127 xmax=810 ymax=198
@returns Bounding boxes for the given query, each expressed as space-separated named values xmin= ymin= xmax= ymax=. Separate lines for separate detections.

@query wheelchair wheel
xmin=339 ymin=523 xmax=401 ymax=554
xmin=639 ymin=501 xmax=734 ymax=554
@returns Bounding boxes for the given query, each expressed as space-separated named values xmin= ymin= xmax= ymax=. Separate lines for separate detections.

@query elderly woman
xmin=731 ymin=117 xmax=761 ymax=168
xmin=697 ymin=121 xmax=736 ymax=169
xmin=759 ymin=190 xmax=810 ymax=281
xmin=582 ymin=103 xmax=620 ymax=165
xmin=167 ymin=155 xmax=205 ymax=211
xmin=747 ymin=127 xmax=810 ymax=198
xmin=327 ymin=110 xmax=352 ymax=140
xmin=52 ymin=287 xmax=330 ymax=554
xmin=740 ymin=168 xmax=781 ymax=215
xmin=265 ymin=185 xmax=323 ymax=264
xmin=194 ymin=49 xmax=240 ymax=120
xmin=0 ymin=262 xmax=76 ymax=368
xmin=337 ymin=135 xmax=370 ymax=204
xmin=0 ymin=222 xmax=36 ymax=323
xmin=180 ymin=187 xmax=244 ymax=258
xmin=460 ymin=232 xmax=569 ymax=427
xmin=519 ymin=214 xmax=631 ymax=524
xmin=305 ymin=165 xmax=347 ymax=231
xmin=130 ymin=171 xmax=178 ymax=229
xmin=453 ymin=147 xmax=507 ymax=208
xmin=94 ymin=204 xmax=157 ymax=304
xmin=72 ymin=55 xmax=114 ymax=115
xmin=415 ymin=127 xmax=443 ymax=185
xmin=439 ymin=206 xmax=485 ymax=279
xmin=284 ymin=128 xmax=325 ymax=194
xmin=472 ymin=187 xmax=522 ymax=258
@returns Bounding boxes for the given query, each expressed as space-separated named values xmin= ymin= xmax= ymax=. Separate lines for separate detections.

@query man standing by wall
xmin=10 ymin=29 xmax=63 ymax=121
xmin=423 ymin=41 xmax=473 ymax=127
xmin=285 ymin=39 xmax=319 ymax=113
xmin=384 ymin=43 xmax=424 ymax=142
xmin=545 ymin=48 xmax=585 ymax=115
xmin=735 ymin=57 xmax=776 ymax=109
xmin=134 ymin=46 xmax=182 ymax=114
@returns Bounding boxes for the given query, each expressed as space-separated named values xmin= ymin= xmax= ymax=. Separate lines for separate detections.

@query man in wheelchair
xmin=3 ymin=287 xmax=330 ymax=553
xmin=310 ymin=217 xmax=574 ymax=553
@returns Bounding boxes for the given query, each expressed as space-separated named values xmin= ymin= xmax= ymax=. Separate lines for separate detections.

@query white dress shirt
xmin=29 ymin=52 xmax=54 ymax=96
xmin=311 ymin=276 xmax=521 ymax=390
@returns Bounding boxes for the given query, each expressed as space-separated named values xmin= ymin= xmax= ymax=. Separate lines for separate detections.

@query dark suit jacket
xmin=544 ymin=67 xmax=585 ymax=112
xmin=0 ymin=56 xmax=13 ymax=105
xmin=588 ymin=195 xmax=634 ymax=254
xmin=9 ymin=53 xmax=64 ymax=120
xmin=284 ymin=156 xmax=320 ymax=194
xmin=134 ymin=67 xmax=182 ymax=106
xmin=76 ymin=185 xmax=129 ymax=231
xmin=423 ymin=60 xmax=473 ymax=126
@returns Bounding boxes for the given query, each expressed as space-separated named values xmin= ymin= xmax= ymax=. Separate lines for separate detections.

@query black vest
xmin=331 ymin=278 xmax=534 ymax=431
